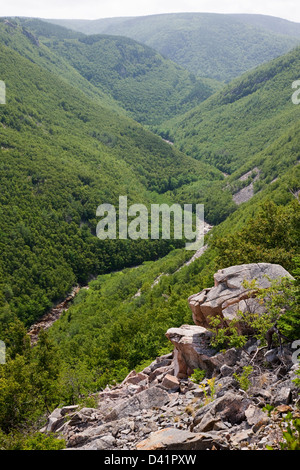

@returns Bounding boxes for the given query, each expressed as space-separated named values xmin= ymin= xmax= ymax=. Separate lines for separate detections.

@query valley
xmin=0 ymin=12 xmax=299 ymax=451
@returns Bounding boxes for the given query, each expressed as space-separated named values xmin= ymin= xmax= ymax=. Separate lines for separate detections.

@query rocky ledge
xmin=43 ymin=346 xmax=299 ymax=451
xmin=42 ymin=263 xmax=299 ymax=451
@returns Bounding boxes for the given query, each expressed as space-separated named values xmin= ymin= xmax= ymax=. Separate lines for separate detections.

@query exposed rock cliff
xmin=42 ymin=264 xmax=299 ymax=451
xmin=188 ymin=263 xmax=293 ymax=330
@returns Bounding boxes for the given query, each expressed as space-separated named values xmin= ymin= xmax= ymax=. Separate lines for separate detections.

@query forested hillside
xmin=47 ymin=13 xmax=300 ymax=81
xmin=10 ymin=18 xmax=219 ymax=126
xmin=0 ymin=27 xmax=223 ymax=328
xmin=0 ymin=15 xmax=299 ymax=450
xmin=0 ymin=19 xmax=122 ymax=113
xmin=42 ymin=39 xmax=300 ymax=401
xmin=159 ymin=46 xmax=300 ymax=174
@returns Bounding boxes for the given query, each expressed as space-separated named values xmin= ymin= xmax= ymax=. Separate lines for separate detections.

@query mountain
xmin=46 ymin=13 xmax=300 ymax=81
xmin=10 ymin=18 xmax=219 ymax=126
xmin=0 ymin=21 xmax=222 ymax=327
xmin=59 ymin=40 xmax=300 ymax=359
xmin=0 ymin=18 xmax=122 ymax=113
xmin=0 ymin=15 xmax=299 ymax=451
xmin=159 ymin=46 xmax=300 ymax=174
xmin=18 ymin=40 xmax=300 ymax=395
xmin=0 ymin=16 xmax=298 ymax=331
xmin=232 ymin=13 xmax=300 ymax=37
xmin=149 ymin=45 xmax=300 ymax=229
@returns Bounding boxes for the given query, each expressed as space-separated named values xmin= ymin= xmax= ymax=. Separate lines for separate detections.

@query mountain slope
xmin=0 ymin=18 xmax=124 ymax=114
xmin=0 ymin=38 xmax=222 ymax=326
xmin=160 ymin=46 xmax=300 ymax=175
xmin=42 ymin=33 xmax=218 ymax=126
xmin=10 ymin=18 xmax=219 ymax=126
xmin=46 ymin=13 xmax=300 ymax=82
xmin=232 ymin=14 xmax=300 ymax=37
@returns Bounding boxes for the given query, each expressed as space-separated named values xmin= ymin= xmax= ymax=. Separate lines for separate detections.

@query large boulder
xmin=165 ymin=325 xmax=218 ymax=378
xmin=103 ymin=385 xmax=170 ymax=422
xmin=188 ymin=263 xmax=293 ymax=330
xmin=136 ymin=428 xmax=228 ymax=451
xmin=192 ymin=391 xmax=252 ymax=432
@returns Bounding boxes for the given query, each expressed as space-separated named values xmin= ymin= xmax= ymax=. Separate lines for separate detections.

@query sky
xmin=1 ymin=0 xmax=300 ymax=23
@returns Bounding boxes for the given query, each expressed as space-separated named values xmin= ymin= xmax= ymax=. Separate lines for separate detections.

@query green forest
xmin=0 ymin=15 xmax=299 ymax=449
xmin=49 ymin=13 xmax=300 ymax=81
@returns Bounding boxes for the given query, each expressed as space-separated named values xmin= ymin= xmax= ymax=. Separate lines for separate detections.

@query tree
xmin=213 ymin=200 xmax=300 ymax=272
xmin=31 ymin=330 xmax=62 ymax=412
xmin=0 ymin=355 xmax=35 ymax=433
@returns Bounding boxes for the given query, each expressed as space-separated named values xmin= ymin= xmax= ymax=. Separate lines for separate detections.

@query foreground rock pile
xmin=44 ymin=346 xmax=299 ymax=450
xmin=42 ymin=263 xmax=299 ymax=450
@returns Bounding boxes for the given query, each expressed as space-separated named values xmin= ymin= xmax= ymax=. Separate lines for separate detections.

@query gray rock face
xmin=136 ymin=428 xmax=229 ymax=450
xmin=165 ymin=325 xmax=217 ymax=378
xmin=103 ymin=386 xmax=170 ymax=422
xmin=188 ymin=263 xmax=293 ymax=329
xmin=42 ymin=342 xmax=298 ymax=451
xmin=192 ymin=392 xmax=252 ymax=432
xmin=41 ymin=264 xmax=297 ymax=452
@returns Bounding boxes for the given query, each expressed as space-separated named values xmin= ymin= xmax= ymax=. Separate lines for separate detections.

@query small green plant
xmin=233 ymin=366 xmax=253 ymax=391
xmin=263 ymin=404 xmax=275 ymax=417
xmin=279 ymin=412 xmax=300 ymax=450
xmin=190 ymin=368 xmax=206 ymax=384
xmin=0 ymin=430 xmax=66 ymax=450
xmin=199 ymin=377 xmax=221 ymax=405
xmin=22 ymin=432 xmax=66 ymax=450
xmin=209 ymin=315 xmax=248 ymax=350
xmin=293 ymin=364 xmax=300 ymax=388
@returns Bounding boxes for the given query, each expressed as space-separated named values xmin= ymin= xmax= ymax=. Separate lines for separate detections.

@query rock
xmin=193 ymin=392 xmax=251 ymax=431
xmin=165 ymin=324 xmax=217 ymax=378
xmin=103 ymin=386 xmax=170 ymax=422
xmin=61 ymin=405 xmax=79 ymax=416
xmin=230 ymin=429 xmax=253 ymax=447
xmin=276 ymin=404 xmax=293 ymax=414
xmin=220 ymin=347 xmax=241 ymax=366
xmin=121 ymin=370 xmax=149 ymax=386
xmin=161 ymin=374 xmax=180 ymax=391
xmin=264 ymin=348 xmax=279 ymax=363
xmin=215 ymin=376 xmax=239 ymax=397
xmin=44 ymin=408 xmax=65 ymax=433
xmin=136 ymin=428 xmax=228 ymax=450
xmin=245 ymin=405 xmax=269 ymax=430
xmin=149 ymin=354 xmax=173 ymax=371
xmin=148 ymin=365 xmax=171 ymax=383
xmin=86 ymin=435 xmax=116 ymax=450
xmin=188 ymin=263 xmax=293 ymax=331
xmin=271 ymin=385 xmax=292 ymax=406
xmin=220 ymin=364 xmax=234 ymax=377
xmin=192 ymin=411 xmax=222 ymax=433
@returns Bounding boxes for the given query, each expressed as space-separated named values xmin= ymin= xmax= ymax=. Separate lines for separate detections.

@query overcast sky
xmin=1 ymin=0 xmax=300 ymax=23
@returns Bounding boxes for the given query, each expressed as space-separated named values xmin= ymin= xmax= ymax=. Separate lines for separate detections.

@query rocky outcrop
xmin=22 ymin=27 xmax=40 ymax=46
xmin=43 ymin=343 xmax=299 ymax=451
xmin=42 ymin=263 xmax=299 ymax=451
xmin=232 ymin=168 xmax=260 ymax=205
xmin=165 ymin=325 xmax=217 ymax=378
xmin=136 ymin=428 xmax=229 ymax=450
xmin=188 ymin=263 xmax=293 ymax=330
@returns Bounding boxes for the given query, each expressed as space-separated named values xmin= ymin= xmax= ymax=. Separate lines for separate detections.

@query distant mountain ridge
xmin=159 ymin=45 xmax=300 ymax=174
xmin=46 ymin=13 xmax=300 ymax=81
xmin=5 ymin=17 xmax=219 ymax=126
